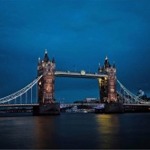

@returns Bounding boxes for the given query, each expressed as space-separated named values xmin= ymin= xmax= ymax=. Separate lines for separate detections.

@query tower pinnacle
xmin=44 ymin=49 xmax=49 ymax=62
xmin=45 ymin=49 xmax=48 ymax=54
xmin=104 ymin=56 xmax=110 ymax=68
xmin=38 ymin=57 xmax=41 ymax=64
xmin=52 ymin=57 xmax=55 ymax=63
xmin=105 ymin=56 xmax=108 ymax=60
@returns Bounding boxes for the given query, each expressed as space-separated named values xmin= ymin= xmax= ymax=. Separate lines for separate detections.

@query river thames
xmin=0 ymin=113 xmax=150 ymax=149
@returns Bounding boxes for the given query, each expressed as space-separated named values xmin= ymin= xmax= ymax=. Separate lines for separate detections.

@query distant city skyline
xmin=0 ymin=0 xmax=150 ymax=102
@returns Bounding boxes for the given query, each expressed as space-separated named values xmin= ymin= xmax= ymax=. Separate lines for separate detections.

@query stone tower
xmin=37 ymin=50 xmax=55 ymax=104
xmin=98 ymin=57 xmax=117 ymax=103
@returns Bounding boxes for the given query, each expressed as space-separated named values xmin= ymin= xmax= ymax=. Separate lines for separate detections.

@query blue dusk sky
xmin=0 ymin=0 xmax=150 ymax=102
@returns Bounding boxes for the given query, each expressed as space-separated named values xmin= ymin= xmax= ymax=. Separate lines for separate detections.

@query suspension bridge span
xmin=0 ymin=50 xmax=149 ymax=115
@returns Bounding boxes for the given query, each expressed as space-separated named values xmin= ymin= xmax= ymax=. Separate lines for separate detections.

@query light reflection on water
xmin=33 ymin=116 xmax=58 ymax=149
xmin=95 ymin=113 xmax=150 ymax=149
xmin=0 ymin=113 xmax=150 ymax=149
xmin=95 ymin=114 xmax=120 ymax=149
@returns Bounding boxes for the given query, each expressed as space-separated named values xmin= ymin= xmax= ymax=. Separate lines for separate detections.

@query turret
xmin=43 ymin=49 xmax=49 ymax=62
xmin=98 ymin=63 xmax=102 ymax=72
xmin=104 ymin=56 xmax=111 ymax=69
xmin=38 ymin=57 xmax=41 ymax=65
xmin=52 ymin=57 xmax=55 ymax=63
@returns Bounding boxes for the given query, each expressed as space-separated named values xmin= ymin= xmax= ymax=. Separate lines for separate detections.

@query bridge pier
xmin=33 ymin=103 xmax=60 ymax=115
xmin=104 ymin=102 xmax=124 ymax=113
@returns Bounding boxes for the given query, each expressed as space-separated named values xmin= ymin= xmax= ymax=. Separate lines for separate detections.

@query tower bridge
xmin=0 ymin=50 xmax=149 ymax=115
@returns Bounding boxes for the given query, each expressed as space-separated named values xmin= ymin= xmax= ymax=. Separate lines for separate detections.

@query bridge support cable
xmin=25 ymin=92 xmax=27 ymax=104
xmin=31 ymin=87 xmax=32 ymax=104
xmin=20 ymin=95 xmax=22 ymax=104
xmin=117 ymin=80 xmax=143 ymax=104
xmin=117 ymin=79 xmax=138 ymax=103
xmin=0 ymin=75 xmax=42 ymax=104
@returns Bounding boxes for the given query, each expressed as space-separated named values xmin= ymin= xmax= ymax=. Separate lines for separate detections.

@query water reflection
xmin=95 ymin=114 xmax=120 ymax=149
xmin=33 ymin=116 xmax=58 ymax=149
xmin=0 ymin=114 xmax=150 ymax=149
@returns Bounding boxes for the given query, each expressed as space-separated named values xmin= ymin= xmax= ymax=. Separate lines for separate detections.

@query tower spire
xmin=38 ymin=57 xmax=41 ymax=65
xmin=104 ymin=56 xmax=111 ymax=68
xmin=52 ymin=57 xmax=55 ymax=63
xmin=44 ymin=49 xmax=49 ymax=62
xmin=98 ymin=63 xmax=102 ymax=72
xmin=45 ymin=49 xmax=48 ymax=54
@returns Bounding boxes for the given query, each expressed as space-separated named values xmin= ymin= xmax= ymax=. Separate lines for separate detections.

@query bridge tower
xmin=98 ymin=57 xmax=117 ymax=103
xmin=37 ymin=50 xmax=55 ymax=104
xmin=34 ymin=50 xmax=60 ymax=115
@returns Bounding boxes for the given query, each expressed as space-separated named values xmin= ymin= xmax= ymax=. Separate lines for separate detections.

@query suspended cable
xmin=0 ymin=75 xmax=42 ymax=104
xmin=117 ymin=79 xmax=143 ymax=104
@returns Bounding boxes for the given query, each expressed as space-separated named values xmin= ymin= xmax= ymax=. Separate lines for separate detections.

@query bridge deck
xmin=0 ymin=104 xmax=39 ymax=107
xmin=55 ymin=71 xmax=107 ymax=79
xmin=0 ymin=103 xmax=150 ymax=108
xmin=60 ymin=103 xmax=150 ymax=108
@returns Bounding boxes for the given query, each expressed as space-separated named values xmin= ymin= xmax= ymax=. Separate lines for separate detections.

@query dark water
xmin=0 ymin=113 xmax=150 ymax=149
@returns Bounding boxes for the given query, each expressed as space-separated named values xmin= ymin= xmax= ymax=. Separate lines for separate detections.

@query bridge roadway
xmin=1 ymin=102 xmax=150 ymax=108
xmin=0 ymin=103 xmax=98 ymax=108
xmin=0 ymin=104 xmax=39 ymax=107
xmin=55 ymin=71 xmax=107 ymax=79
xmin=0 ymin=102 xmax=150 ymax=109
xmin=60 ymin=102 xmax=150 ymax=108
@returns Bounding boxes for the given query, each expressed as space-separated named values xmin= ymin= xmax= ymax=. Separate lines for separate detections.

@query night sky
xmin=0 ymin=0 xmax=150 ymax=102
